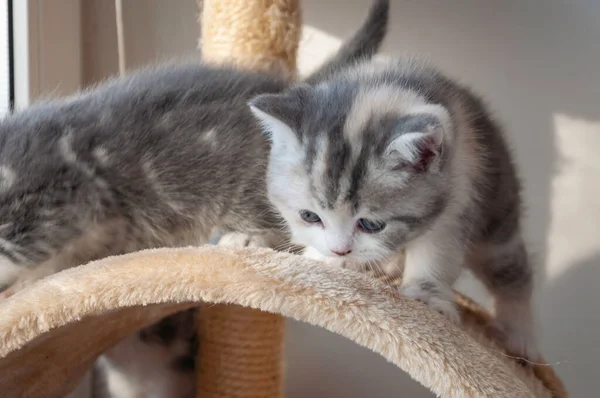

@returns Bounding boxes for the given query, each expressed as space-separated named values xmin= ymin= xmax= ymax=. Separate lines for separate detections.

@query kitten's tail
xmin=303 ymin=0 xmax=389 ymax=85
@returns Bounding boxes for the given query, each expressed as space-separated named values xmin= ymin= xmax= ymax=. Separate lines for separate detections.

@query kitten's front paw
xmin=217 ymin=232 xmax=271 ymax=248
xmin=302 ymin=246 xmax=368 ymax=271
xmin=400 ymin=282 xmax=460 ymax=324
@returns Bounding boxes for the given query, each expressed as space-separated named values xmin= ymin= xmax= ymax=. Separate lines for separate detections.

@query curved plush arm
xmin=0 ymin=246 xmax=563 ymax=397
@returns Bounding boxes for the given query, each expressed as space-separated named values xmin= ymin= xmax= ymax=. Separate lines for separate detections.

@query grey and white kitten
xmin=249 ymin=57 xmax=538 ymax=360
xmin=0 ymin=1 xmax=389 ymax=396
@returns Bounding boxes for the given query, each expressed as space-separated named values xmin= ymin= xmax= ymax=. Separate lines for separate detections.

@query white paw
xmin=302 ymin=246 xmax=328 ymax=261
xmin=217 ymin=232 xmax=271 ymax=249
xmin=489 ymin=320 xmax=540 ymax=362
xmin=400 ymin=282 xmax=460 ymax=324
xmin=302 ymin=246 xmax=356 ymax=269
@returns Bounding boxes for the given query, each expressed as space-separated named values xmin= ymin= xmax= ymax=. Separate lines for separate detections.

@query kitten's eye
xmin=299 ymin=210 xmax=322 ymax=224
xmin=357 ymin=218 xmax=386 ymax=233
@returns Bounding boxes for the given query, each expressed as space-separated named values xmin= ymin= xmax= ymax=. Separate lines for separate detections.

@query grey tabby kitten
xmin=0 ymin=1 xmax=389 ymax=396
xmin=249 ymin=57 xmax=538 ymax=360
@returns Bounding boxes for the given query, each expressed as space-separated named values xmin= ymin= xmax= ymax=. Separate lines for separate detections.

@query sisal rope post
xmin=197 ymin=305 xmax=285 ymax=398
xmin=196 ymin=1 xmax=301 ymax=397
xmin=199 ymin=0 xmax=302 ymax=80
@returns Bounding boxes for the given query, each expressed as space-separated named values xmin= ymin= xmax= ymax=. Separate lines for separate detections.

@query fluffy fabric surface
xmin=0 ymin=246 xmax=565 ymax=397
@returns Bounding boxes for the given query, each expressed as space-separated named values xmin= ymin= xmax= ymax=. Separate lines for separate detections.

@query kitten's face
xmin=250 ymin=84 xmax=452 ymax=266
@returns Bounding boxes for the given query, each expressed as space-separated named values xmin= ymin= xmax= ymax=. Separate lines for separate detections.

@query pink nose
xmin=331 ymin=249 xmax=352 ymax=256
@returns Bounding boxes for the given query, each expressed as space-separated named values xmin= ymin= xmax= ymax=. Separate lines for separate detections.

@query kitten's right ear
xmin=248 ymin=90 xmax=305 ymax=151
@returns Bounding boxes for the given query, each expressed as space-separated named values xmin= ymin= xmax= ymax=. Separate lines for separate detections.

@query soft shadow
xmin=539 ymin=253 xmax=600 ymax=397
xmin=284 ymin=319 xmax=433 ymax=398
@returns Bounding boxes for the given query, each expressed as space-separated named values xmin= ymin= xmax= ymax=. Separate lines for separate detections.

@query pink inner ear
xmin=414 ymin=147 xmax=436 ymax=172
xmin=411 ymin=134 xmax=441 ymax=173
xmin=388 ymin=129 xmax=443 ymax=173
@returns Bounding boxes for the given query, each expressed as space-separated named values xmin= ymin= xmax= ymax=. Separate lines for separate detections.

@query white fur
xmin=0 ymin=256 xmax=21 ymax=288
xmin=0 ymin=165 xmax=16 ymax=192
xmin=92 ymin=147 xmax=111 ymax=166
xmin=266 ymin=143 xmax=390 ymax=264
xmin=59 ymin=131 xmax=78 ymax=164
xmin=386 ymin=131 xmax=430 ymax=162
xmin=142 ymin=159 xmax=186 ymax=214
xmin=249 ymin=106 xmax=302 ymax=155
xmin=199 ymin=128 xmax=219 ymax=150
xmin=60 ymin=130 xmax=108 ymax=188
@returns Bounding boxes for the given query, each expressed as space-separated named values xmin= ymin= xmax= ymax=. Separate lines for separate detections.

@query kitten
xmin=249 ymin=57 xmax=538 ymax=360
xmin=0 ymin=1 xmax=389 ymax=396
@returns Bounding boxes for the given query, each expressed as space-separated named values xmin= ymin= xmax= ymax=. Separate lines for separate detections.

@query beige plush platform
xmin=0 ymin=246 xmax=566 ymax=397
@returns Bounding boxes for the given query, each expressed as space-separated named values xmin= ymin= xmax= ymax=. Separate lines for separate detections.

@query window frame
xmin=12 ymin=0 xmax=82 ymax=109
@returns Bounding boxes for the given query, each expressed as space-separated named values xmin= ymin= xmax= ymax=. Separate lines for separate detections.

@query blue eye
xmin=299 ymin=210 xmax=322 ymax=224
xmin=357 ymin=218 xmax=386 ymax=233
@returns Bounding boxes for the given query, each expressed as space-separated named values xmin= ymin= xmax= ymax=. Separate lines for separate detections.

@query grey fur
xmin=0 ymin=66 xmax=285 ymax=275
xmin=1 ymin=63 xmax=288 ymax=398
xmin=472 ymin=240 xmax=533 ymax=296
xmin=418 ymin=281 xmax=439 ymax=295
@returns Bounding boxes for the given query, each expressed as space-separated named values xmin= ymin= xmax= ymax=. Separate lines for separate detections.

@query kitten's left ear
xmin=385 ymin=105 xmax=449 ymax=173
xmin=248 ymin=87 xmax=308 ymax=151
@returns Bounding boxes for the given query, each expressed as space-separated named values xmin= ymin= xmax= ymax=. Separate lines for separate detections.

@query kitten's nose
xmin=331 ymin=249 xmax=352 ymax=256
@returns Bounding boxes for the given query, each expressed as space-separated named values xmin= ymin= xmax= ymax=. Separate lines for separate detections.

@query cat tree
xmin=0 ymin=0 xmax=566 ymax=397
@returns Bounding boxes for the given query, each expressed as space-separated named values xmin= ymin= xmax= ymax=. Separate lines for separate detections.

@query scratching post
xmin=197 ymin=305 xmax=284 ymax=397
xmin=0 ymin=246 xmax=567 ymax=397
xmin=199 ymin=0 xmax=301 ymax=79
xmin=196 ymin=0 xmax=301 ymax=396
